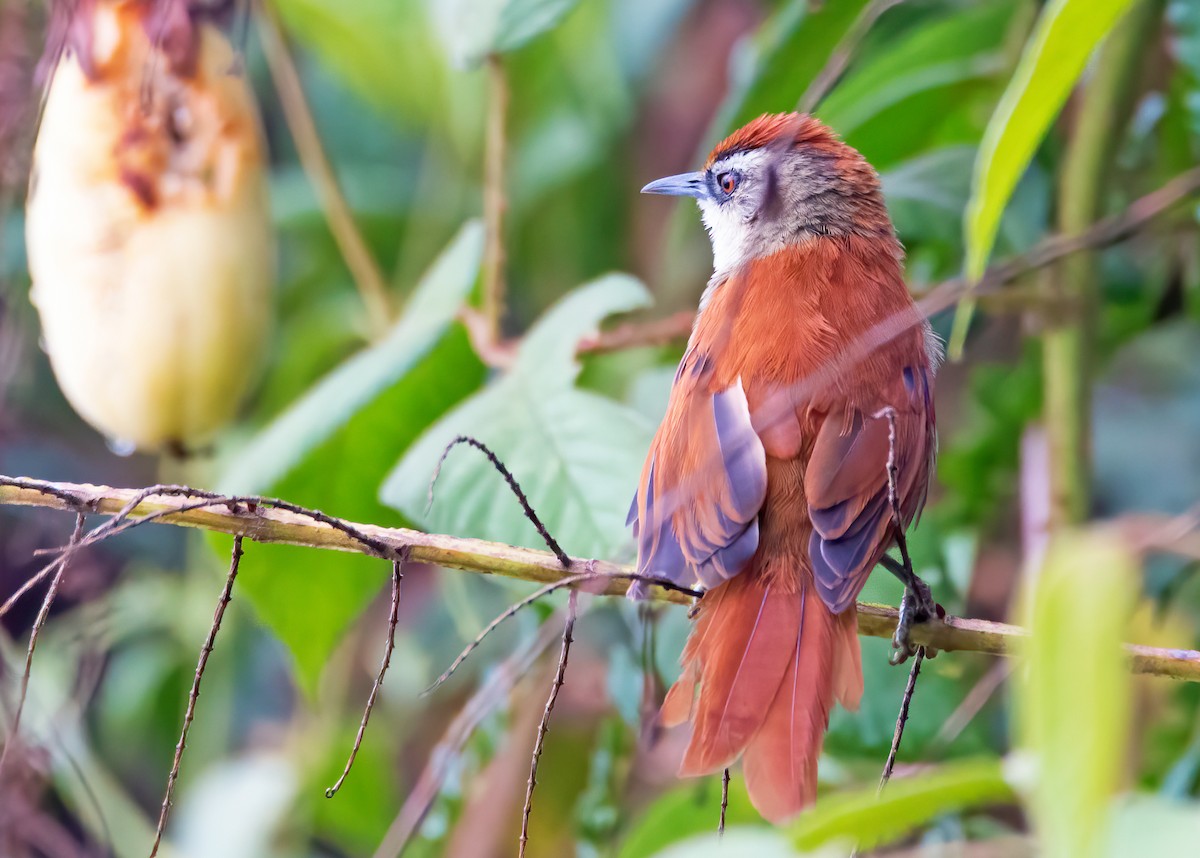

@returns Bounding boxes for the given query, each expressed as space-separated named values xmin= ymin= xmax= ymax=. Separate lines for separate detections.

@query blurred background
xmin=2 ymin=0 xmax=1200 ymax=855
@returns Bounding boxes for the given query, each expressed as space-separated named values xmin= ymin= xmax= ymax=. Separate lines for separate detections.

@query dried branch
xmin=258 ymin=1 xmax=393 ymax=334
xmin=3 ymin=476 xmax=1200 ymax=680
xmin=879 ymin=650 xmax=923 ymax=794
xmin=719 ymin=768 xmax=730 ymax=835
xmin=570 ymin=166 xmax=1200 ymax=358
xmin=326 ymin=558 xmax=404 ymax=799
xmin=0 ymin=512 xmax=84 ymax=779
xmin=429 ymin=435 xmax=570 ymax=567
xmin=519 ymin=589 xmax=577 ymax=858
xmin=373 ymin=616 xmax=564 ymax=858
xmin=151 ymin=535 xmax=244 ymax=857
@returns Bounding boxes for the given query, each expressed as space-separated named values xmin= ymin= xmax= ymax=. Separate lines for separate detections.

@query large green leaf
xmin=430 ymin=0 xmax=583 ymax=69
xmin=963 ymin=0 xmax=1138 ymax=282
xmin=220 ymin=222 xmax=484 ymax=493
xmin=217 ymin=224 xmax=487 ymax=693
xmin=275 ymin=0 xmax=448 ymax=125
xmin=382 ymin=275 xmax=654 ymax=559
xmin=711 ymin=0 xmax=873 ymax=136
xmin=1017 ymin=532 xmax=1138 ymax=858
xmin=618 ymin=776 xmax=762 ymax=858
xmin=790 ymin=759 xmax=1015 ymax=852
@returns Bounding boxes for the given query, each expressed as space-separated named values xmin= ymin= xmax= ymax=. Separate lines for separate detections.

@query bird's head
xmin=643 ymin=113 xmax=893 ymax=278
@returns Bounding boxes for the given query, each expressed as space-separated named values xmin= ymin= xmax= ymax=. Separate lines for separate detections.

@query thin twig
xmin=482 ymin=53 xmax=509 ymax=346
xmin=372 ymin=615 xmax=563 ymax=858
xmin=257 ymin=1 xmax=392 ymax=334
xmin=575 ymin=165 xmax=1200 ymax=358
xmin=879 ymin=650 xmax=924 ymax=794
xmin=422 ymin=569 xmax=699 ymax=697
xmin=4 ymin=476 xmax=1200 ymax=677
xmin=326 ymin=558 xmax=405 ymax=799
xmin=518 ymin=589 xmax=577 ymax=858
xmin=0 ymin=512 xmax=85 ymax=779
xmin=428 ymin=435 xmax=571 ymax=567
xmin=150 ymin=535 xmax=244 ymax=857
xmin=719 ymin=768 xmax=730 ymax=835
xmin=875 ymin=407 xmax=925 ymax=795
xmin=799 ymin=0 xmax=904 ymax=114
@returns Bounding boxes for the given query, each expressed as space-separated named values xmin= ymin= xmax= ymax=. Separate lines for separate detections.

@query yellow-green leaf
xmin=1017 ymin=531 xmax=1139 ymax=858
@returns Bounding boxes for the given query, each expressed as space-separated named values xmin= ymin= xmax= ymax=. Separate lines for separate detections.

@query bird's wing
xmin=629 ymin=347 xmax=768 ymax=592
xmin=804 ymin=363 xmax=936 ymax=614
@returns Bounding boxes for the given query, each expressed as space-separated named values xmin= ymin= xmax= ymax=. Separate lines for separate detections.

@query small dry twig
xmin=326 ymin=558 xmax=405 ymax=799
xmin=372 ymin=617 xmax=564 ymax=858
xmin=879 ymin=651 xmax=924 ymax=794
xmin=428 ymin=435 xmax=570 ymax=567
xmin=518 ymin=589 xmax=578 ymax=858
xmin=150 ymin=535 xmax=244 ymax=857
xmin=719 ymin=767 xmax=730 ymax=835
xmin=0 ymin=512 xmax=85 ymax=780
xmin=423 ymin=569 xmax=699 ymax=697
xmin=875 ymin=407 xmax=924 ymax=793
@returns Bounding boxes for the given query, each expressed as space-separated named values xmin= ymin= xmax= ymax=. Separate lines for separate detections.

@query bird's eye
xmin=718 ymin=172 xmax=737 ymax=195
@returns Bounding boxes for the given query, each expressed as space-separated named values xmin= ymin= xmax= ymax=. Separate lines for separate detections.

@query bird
xmin=628 ymin=112 xmax=939 ymax=823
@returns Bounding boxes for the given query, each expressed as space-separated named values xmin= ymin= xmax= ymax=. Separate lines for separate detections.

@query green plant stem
xmin=259 ymin=2 xmax=393 ymax=336
xmin=1042 ymin=0 xmax=1163 ymax=527
xmin=482 ymin=54 xmax=509 ymax=345
xmin=3 ymin=477 xmax=1200 ymax=680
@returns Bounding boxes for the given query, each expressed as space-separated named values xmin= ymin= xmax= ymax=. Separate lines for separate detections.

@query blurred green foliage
xmin=4 ymin=0 xmax=1200 ymax=856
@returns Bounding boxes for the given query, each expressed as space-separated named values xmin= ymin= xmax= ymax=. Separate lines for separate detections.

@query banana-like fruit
xmin=26 ymin=0 xmax=273 ymax=454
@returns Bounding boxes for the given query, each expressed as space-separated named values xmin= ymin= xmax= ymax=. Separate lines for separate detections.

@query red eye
xmin=719 ymin=172 xmax=736 ymax=194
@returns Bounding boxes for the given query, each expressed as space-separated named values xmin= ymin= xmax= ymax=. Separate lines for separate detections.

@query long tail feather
xmin=664 ymin=574 xmax=862 ymax=823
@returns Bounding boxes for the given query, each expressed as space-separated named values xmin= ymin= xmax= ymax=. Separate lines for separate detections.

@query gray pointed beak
xmin=641 ymin=171 xmax=706 ymax=199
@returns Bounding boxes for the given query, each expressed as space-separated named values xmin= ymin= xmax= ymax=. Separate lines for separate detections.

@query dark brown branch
xmin=429 ymin=436 xmax=570 ymax=567
xmin=326 ymin=558 xmax=405 ymax=799
xmin=879 ymin=650 xmax=923 ymax=794
xmin=372 ymin=617 xmax=564 ymax=858
xmin=518 ymin=590 xmax=577 ymax=858
xmin=719 ymin=768 xmax=731 ymax=835
xmin=150 ymin=535 xmax=244 ymax=857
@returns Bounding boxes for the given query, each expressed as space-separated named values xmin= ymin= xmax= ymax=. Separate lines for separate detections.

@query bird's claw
xmin=890 ymin=579 xmax=938 ymax=666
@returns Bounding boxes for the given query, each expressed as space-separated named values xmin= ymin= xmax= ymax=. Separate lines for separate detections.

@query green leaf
xmin=1016 ymin=532 xmax=1139 ymax=858
xmin=618 ymin=776 xmax=764 ymax=858
xmin=217 ymin=224 xmax=487 ymax=693
xmin=219 ymin=222 xmax=485 ymax=493
xmin=712 ymin=0 xmax=872 ymax=135
xmin=790 ymin=759 xmax=1015 ymax=852
xmin=649 ymin=830 xmax=806 ymax=858
xmin=430 ymin=0 xmax=583 ymax=69
xmin=382 ymin=275 xmax=654 ymax=559
xmin=276 ymin=0 xmax=448 ymax=125
xmin=964 ymin=0 xmax=1139 ymax=283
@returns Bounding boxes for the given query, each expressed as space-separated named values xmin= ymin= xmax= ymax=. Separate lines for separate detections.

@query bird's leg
xmin=880 ymin=555 xmax=937 ymax=664
xmin=872 ymin=406 xmax=938 ymax=665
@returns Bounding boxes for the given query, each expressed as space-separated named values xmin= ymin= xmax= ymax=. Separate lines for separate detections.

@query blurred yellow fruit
xmin=26 ymin=0 xmax=273 ymax=453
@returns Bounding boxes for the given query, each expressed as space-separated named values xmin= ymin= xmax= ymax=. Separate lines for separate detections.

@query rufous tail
xmin=661 ymin=571 xmax=862 ymax=823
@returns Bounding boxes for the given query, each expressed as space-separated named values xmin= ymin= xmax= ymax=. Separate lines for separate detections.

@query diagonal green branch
xmin=2 ymin=476 xmax=1199 ymax=680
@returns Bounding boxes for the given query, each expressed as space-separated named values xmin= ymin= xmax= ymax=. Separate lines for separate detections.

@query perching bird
xmin=628 ymin=113 xmax=939 ymax=823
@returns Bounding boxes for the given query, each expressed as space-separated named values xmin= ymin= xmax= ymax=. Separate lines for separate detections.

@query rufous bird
xmin=629 ymin=113 xmax=939 ymax=823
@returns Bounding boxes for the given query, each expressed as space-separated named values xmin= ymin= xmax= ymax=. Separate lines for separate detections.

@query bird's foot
xmin=889 ymin=577 xmax=939 ymax=666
